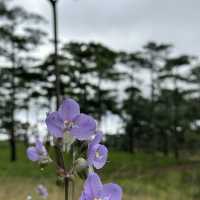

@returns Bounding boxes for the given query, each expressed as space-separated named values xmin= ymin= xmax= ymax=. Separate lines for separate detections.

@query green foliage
xmin=2 ymin=143 xmax=200 ymax=200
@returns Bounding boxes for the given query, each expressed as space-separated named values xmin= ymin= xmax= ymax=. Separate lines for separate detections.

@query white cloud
xmin=12 ymin=0 xmax=200 ymax=55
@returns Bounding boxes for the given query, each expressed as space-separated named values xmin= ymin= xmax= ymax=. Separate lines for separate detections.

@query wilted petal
xmin=70 ymin=114 xmax=96 ymax=140
xmin=58 ymin=98 xmax=80 ymax=121
xmin=83 ymin=173 xmax=103 ymax=198
xmin=102 ymin=183 xmax=122 ymax=200
xmin=27 ymin=147 xmax=39 ymax=161
xmin=45 ymin=111 xmax=64 ymax=138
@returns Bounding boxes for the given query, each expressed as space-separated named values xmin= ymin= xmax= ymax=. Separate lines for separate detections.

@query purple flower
xmin=80 ymin=173 xmax=122 ymax=200
xmin=36 ymin=184 xmax=48 ymax=199
xmin=45 ymin=98 xmax=96 ymax=140
xmin=87 ymin=132 xmax=108 ymax=169
xmin=27 ymin=140 xmax=48 ymax=162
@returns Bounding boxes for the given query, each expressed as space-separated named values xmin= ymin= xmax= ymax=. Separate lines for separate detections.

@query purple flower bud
xmin=27 ymin=140 xmax=48 ymax=162
xmin=45 ymin=98 xmax=96 ymax=140
xmin=36 ymin=184 xmax=48 ymax=199
xmin=80 ymin=173 xmax=122 ymax=200
xmin=87 ymin=132 xmax=108 ymax=169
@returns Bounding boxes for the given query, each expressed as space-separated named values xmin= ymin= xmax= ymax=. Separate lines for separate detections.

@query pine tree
xmin=0 ymin=0 xmax=46 ymax=161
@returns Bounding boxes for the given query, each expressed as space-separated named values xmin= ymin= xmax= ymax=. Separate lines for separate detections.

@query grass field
xmin=1 ymin=142 xmax=200 ymax=200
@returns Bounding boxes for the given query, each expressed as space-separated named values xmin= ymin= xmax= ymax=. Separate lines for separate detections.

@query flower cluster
xmin=27 ymin=98 xmax=122 ymax=200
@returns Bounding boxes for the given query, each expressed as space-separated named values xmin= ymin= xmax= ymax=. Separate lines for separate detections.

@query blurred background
xmin=1 ymin=0 xmax=200 ymax=199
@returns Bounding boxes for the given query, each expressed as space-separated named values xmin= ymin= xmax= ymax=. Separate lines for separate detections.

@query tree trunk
xmin=9 ymin=131 xmax=16 ymax=161
xmin=173 ymin=69 xmax=179 ymax=160
xmin=10 ymin=38 xmax=17 ymax=161
xmin=162 ymin=130 xmax=169 ymax=156
xmin=128 ymin=125 xmax=135 ymax=153
xmin=174 ymin=137 xmax=179 ymax=160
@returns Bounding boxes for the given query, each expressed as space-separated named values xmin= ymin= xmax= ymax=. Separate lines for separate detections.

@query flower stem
xmin=71 ymin=180 xmax=75 ymax=200
xmin=64 ymin=177 xmax=69 ymax=200
xmin=54 ymin=141 xmax=70 ymax=200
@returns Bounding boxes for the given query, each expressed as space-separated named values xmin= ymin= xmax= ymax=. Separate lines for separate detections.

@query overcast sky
xmin=14 ymin=0 xmax=200 ymax=56
xmin=6 ymin=0 xmax=199 ymax=136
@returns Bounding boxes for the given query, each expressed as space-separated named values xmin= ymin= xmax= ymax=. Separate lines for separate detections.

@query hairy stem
xmin=54 ymin=142 xmax=69 ymax=200
xmin=71 ymin=180 xmax=75 ymax=200
xmin=64 ymin=177 xmax=69 ymax=200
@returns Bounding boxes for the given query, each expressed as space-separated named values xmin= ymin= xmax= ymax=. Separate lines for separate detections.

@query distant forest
xmin=1 ymin=0 xmax=200 ymax=161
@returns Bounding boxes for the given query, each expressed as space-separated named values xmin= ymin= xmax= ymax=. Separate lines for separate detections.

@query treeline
xmin=0 ymin=0 xmax=200 ymax=161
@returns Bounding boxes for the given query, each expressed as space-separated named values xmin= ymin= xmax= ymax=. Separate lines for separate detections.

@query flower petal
xmin=58 ymin=98 xmax=80 ymax=121
xmin=70 ymin=114 xmax=96 ymax=140
xmin=93 ymin=144 xmax=108 ymax=169
xmin=36 ymin=140 xmax=47 ymax=156
xmin=87 ymin=144 xmax=97 ymax=167
xmin=92 ymin=131 xmax=103 ymax=145
xmin=79 ymin=192 xmax=84 ymax=200
xmin=84 ymin=173 xmax=103 ymax=198
xmin=79 ymin=192 xmax=87 ymax=200
xmin=45 ymin=112 xmax=64 ymax=138
xmin=27 ymin=147 xmax=39 ymax=161
xmin=36 ymin=185 xmax=48 ymax=198
xmin=102 ymin=183 xmax=122 ymax=200
xmin=88 ymin=144 xmax=108 ymax=169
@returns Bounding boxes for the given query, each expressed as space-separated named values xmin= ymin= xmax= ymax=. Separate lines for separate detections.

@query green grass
xmin=1 ymin=141 xmax=200 ymax=200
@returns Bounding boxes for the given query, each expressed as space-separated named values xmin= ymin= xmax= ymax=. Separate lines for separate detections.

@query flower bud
xmin=39 ymin=156 xmax=52 ymax=167
xmin=75 ymin=158 xmax=88 ymax=180
xmin=75 ymin=158 xmax=88 ymax=170
xmin=63 ymin=132 xmax=75 ymax=152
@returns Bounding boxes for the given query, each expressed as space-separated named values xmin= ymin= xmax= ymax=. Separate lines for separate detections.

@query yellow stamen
xmin=95 ymin=151 xmax=100 ymax=158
